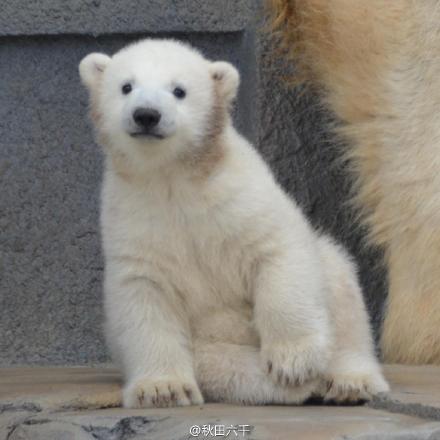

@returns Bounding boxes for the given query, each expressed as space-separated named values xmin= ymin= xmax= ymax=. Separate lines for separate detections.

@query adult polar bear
xmin=270 ymin=0 xmax=440 ymax=365
xmin=79 ymin=39 xmax=387 ymax=408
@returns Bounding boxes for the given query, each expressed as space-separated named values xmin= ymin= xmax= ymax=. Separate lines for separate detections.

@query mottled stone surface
xmin=1 ymin=366 xmax=440 ymax=440
xmin=4 ymin=406 xmax=436 ymax=440
xmin=368 ymin=365 xmax=440 ymax=420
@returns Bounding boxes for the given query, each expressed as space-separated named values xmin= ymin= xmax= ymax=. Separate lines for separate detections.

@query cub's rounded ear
xmin=79 ymin=53 xmax=111 ymax=90
xmin=209 ymin=61 xmax=240 ymax=104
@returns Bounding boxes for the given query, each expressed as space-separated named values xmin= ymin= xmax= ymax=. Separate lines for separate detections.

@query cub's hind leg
xmin=317 ymin=236 xmax=389 ymax=403
xmin=194 ymin=342 xmax=317 ymax=405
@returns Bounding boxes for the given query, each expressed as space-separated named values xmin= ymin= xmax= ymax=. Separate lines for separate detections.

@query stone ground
xmin=1 ymin=365 xmax=440 ymax=439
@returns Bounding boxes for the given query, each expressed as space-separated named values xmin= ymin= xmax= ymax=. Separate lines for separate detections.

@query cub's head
xmin=79 ymin=39 xmax=239 ymax=169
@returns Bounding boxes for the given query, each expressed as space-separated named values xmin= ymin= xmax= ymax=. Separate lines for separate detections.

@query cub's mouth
xmin=129 ymin=131 xmax=165 ymax=140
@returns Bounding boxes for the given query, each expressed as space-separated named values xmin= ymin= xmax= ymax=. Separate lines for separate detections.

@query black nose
xmin=133 ymin=108 xmax=161 ymax=130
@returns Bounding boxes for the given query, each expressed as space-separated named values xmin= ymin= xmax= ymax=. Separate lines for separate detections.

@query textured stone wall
xmin=0 ymin=1 xmax=386 ymax=365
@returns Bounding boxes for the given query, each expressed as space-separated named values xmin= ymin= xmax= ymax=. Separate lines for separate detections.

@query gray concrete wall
xmin=0 ymin=1 xmax=386 ymax=365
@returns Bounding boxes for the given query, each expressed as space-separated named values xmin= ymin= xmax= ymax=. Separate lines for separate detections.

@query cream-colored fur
xmin=270 ymin=0 xmax=440 ymax=364
xmin=79 ymin=38 xmax=388 ymax=408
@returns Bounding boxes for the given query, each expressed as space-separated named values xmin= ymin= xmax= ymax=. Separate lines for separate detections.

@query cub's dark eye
xmin=173 ymin=86 xmax=186 ymax=99
xmin=121 ymin=83 xmax=132 ymax=95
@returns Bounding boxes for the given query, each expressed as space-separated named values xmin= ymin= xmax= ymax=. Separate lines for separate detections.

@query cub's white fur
xmin=79 ymin=39 xmax=388 ymax=408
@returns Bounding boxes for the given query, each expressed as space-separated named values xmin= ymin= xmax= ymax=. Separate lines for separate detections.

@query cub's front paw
xmin=322 ymin=371 xmax=390 ymax=404
xmin=123 ymin=377 xmax=204 ymax=408
xmin=261 ymin=340 xmax=329 ymax=387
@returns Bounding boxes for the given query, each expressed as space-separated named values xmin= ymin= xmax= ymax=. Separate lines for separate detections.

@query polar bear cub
xmin=79 ymin=38 xmax=389 ymax=408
